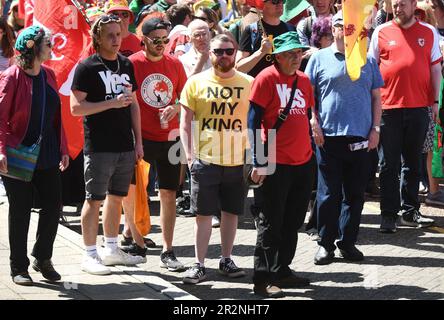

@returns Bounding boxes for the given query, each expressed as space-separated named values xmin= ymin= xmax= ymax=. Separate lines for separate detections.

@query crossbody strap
xmin=271 ymin=75 xmax=298 ymax=133
xmin=32 ymin=71 xmax=47 ymax=149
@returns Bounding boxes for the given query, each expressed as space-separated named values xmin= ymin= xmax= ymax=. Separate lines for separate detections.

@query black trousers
xmin=253 ymin=157 xmax=315 ymax=285
xmin=2 ymin=166 xmax=62 ymax=276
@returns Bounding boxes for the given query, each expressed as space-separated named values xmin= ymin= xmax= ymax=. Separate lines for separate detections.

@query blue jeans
xmin=316 ymin=137 xmax=371 ymax=252
xmin=379 ymin=108 xmax=429 ymax=217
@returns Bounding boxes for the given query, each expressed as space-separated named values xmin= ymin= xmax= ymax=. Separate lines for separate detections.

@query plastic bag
xmin=134 ymin=160 xmax=151 ymax=236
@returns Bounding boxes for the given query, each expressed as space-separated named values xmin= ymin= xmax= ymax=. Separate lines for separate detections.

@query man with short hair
xmin=236 ymin=0 xmax=295 ymax=77
xmin=180 ymin=34 xmax=253 ymax=284
xmin=179 ymin=19 xmax=212 ymax=77
xmin=369 ymin=0 xmax=442 ymax=232
xmin=129 ymin=17 xmax=188 ymax=271
xmin=71 ymin=14 xmax=145 ymax=275
xmin=306 ymin=10 xmax=384 ymax=265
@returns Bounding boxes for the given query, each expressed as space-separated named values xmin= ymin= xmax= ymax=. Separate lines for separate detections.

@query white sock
xmin=85 ymin=245 xmax=97 ymax=258
xmin=104 ymin=237 xmax=118 ymax=251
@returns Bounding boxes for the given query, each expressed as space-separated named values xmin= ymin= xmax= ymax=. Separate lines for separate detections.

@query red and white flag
xmin=32 ymin=0 xmax=91 ymax=158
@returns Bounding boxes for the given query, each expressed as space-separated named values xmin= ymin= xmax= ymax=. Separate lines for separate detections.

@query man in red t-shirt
xmin=129 ymin=17 xmax=188 ymax=272
xmin=248 ymin=31 xmax=315 ymax=298
xmin=369 ymin=0 xmax=442 ymax=232
xmin=105 ymin=0 xmax=143 ymax=57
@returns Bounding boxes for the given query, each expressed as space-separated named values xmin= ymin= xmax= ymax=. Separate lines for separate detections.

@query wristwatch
xmin=372 ymin=125 xmax=381 ymax=133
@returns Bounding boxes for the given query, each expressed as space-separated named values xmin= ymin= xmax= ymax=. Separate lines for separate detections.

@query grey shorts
xmin=190 ymin=159 xmax=245 ymax=216
xmin=84 ymin=151 xmax=135 ymax=201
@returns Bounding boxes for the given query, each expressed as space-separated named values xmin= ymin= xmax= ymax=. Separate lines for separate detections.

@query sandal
xmin=144 ymin=238 xmax=157 ymax=248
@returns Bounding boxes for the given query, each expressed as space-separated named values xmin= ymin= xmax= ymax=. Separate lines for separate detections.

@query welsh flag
xmin=343 ymin=0 xmax=378 ymax=81
xmin=30 ymin=0 xmax=91 ymax=158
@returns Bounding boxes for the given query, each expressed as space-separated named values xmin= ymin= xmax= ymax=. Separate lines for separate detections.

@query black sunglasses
xmin=265 ymin=0 xmax=286 ymax=4
xmin=146 ymin=36 xmax=170 ymax=45
xmin=212 ymin=48 xmax=235 ymax=56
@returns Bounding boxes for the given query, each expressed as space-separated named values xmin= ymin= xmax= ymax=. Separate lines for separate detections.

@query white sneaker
xmin=81 ymin=255 xmax=111 ymax=275
xmin=100 ymin=248 xmax=146 ymax=266
xmin=212 ymin=216 xmax=220 ymax=228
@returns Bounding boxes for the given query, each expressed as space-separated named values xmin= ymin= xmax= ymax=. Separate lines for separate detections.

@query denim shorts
xmin=84 ymin=151 xmax=135 ymax=200
xmin=190 ymin=159 xmax=245 ymax=216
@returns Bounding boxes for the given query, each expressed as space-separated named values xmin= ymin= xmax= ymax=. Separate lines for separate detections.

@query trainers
xmin=120 ymin=235 xmax=133 ymax=247
xmin=121 ymin=243 xmax=147 ymax=258
xmin=380 ymin=215 xmax=397 ymax=233
xmin=212 ymin=216 xmax=220 ymax=228
xmin=100 ymin=248 xmax=146 ymax=266
xmin=32 ymin=259 xmax=61 ymax=282
xmin=400 ymin=210 xmax=434 ymax=228
xmin=425 ymin=190 xmax=444 ymax=207
xmin=253 ymin=283 xmax=284 ymax=298
xmin=176 ymin=195 xmax=195 ymax=217
xmin=183 ymin=263 xmax=206 ymax=284
xmin=160 ymin=250 xmax=185 ymax=271
xmin=12 ymin=272 xmax=33 ymax=286
xmin=218 ymin=258 xmax=246 ymax=278
xmin=419 ymin=182 xmax=428 ymax=194
xmin=81 ymin=255 xmax=111 ymax=275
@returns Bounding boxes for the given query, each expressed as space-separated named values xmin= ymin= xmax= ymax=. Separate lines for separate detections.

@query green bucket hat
xmin=272 ymin=31 xmax=309 ymax=55
xmin=15 ymin=26 xmax=45 ymax=53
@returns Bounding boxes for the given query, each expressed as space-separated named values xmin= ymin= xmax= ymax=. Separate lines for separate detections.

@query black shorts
xmin=142 ymin=139 xmax=181 ymax=191
xmin=190 ymin=159 xmax=245 ymax=216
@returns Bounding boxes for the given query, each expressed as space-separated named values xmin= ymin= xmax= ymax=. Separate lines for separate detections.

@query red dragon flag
xmin=343 ymin=0 xmax=378 ymax=81
xmin=33 ymin=0 xmax=91 ymax=159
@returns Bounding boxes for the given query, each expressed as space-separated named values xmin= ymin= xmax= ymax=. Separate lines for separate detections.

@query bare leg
xmin=81 ymin=199 xmax=102 ymax=246
xmin=220 ymin=211 xmax=238 ymax=258
xmin=102 ymin=194 xmax=124 ymax=238
xmin=159 ymin=189 xmax=177 ymax=252
xmin=427 ymin=151 xmax=439 ymax=194
xmin=194 ymin=215 xmax=212 ymax=264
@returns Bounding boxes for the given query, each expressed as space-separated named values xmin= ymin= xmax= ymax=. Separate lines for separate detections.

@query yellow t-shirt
xmin=180 ymin=70 xmax=253 ymax=166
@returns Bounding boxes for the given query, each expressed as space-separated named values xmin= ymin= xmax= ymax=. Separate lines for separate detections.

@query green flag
xmin=281 ymin=0 xmax=311 ymax=23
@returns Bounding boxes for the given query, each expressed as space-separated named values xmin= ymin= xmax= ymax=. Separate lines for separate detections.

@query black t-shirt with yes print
xmin=72 ymin=53 xmax=138 ymax=153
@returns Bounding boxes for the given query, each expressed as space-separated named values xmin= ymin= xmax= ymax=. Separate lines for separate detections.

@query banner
xmin=343 ymin=0 xmax=377 ymax=81
xmin=33 ymin=0 xmax=91 ymax=159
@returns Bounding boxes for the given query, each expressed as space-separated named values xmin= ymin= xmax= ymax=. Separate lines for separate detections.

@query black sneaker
xmin=183 ymin=263 xmax=206 ymax=284
xmin=160 ymin=250 xmax=185 ymax=272
xmin=218 ymin=258 xmax=246 ymax=278
xmin=121 ymin=243 xmax=147 ymax=257
xmin=121 ymin=235 xmax=157 ymax=248
xmin=380 ymin=215 xmax=397 ymax=233
xmin=32 ymin=259 xmax=61 ymax=282
xmin=400 ymin=210 xmax=434 ymax=228
xmin=176 ymin=195 xmax=195 ymax=217
xmin=12 ymin=272 xmax=33 ymax=286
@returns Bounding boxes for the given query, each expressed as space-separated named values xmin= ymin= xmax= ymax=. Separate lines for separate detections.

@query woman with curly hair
xmin=0 ymin=26 xmax=69 ymax=286
xmin=310 ymin=16 xmax=333 ymax=49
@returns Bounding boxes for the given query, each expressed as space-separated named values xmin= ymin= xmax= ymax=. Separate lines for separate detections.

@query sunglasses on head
xmin=146 ymin=36 xmax=170 ymax=45
xmin=265 ymin=0 xmax=286 ymax=4
xmin=212 ymin=48 xmax=235 ymax=56
xmin=93 ymin=14 xmax=122 ymax=33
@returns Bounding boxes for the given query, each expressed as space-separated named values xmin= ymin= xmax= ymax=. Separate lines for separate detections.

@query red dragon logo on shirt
xmin=154 ymin=80 xmax=169 ymax=103
xmin=141 ymin=74 xmax=174 ymax=108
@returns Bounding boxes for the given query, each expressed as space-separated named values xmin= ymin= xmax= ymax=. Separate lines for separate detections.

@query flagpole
xmin=71 ymin=0 xmax=92 ymax=27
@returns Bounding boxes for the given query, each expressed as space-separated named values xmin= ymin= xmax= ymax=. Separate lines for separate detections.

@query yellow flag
xmin=343 ymin=0 xmax=378 ymax=81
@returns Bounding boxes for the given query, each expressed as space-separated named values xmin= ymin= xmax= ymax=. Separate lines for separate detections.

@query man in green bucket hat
xmin=248 ymin=31 xmax=315 ymax=298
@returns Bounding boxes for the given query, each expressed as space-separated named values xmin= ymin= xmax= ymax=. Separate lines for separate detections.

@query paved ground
xmin=0 ymin=189 xmax=443 ymax=300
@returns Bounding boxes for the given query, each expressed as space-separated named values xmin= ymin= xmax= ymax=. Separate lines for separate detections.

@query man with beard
xmin=128 ymin=17 xmax=188 ymax=271
xmin=369 ymin=0 xmax=442 ymax=233
xmin=180 ymin=34 xmax=253 ymax=284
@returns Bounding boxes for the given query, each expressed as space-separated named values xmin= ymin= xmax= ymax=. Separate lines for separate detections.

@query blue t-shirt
xmin=305 ymin=45 xmax=384 ymax=138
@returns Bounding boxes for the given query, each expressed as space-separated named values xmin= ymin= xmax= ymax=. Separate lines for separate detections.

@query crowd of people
xmin=0 ymin=0 xmax=443 ymax=299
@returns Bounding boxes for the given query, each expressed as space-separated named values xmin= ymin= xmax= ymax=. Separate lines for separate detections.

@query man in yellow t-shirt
xmin=180 ymin=34 xmax=253 ymax=284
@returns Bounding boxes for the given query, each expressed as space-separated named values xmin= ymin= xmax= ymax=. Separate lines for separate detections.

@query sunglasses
xmin=112 ymin=11 xmax=130 ymax=19
xmin=93 ymin=14 xmax=122 ymax=33
xmin=264 ymin=0 xmax=286 ymax=4
xmin=146 ymin=36 xmax=170 ymax=45
xmin=192 ymin=15 xmax=209 ymax=22
xmin=212 ymin=48 xmax=235 ymax=56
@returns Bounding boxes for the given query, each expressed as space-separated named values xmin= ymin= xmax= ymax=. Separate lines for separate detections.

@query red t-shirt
xmin=129 ymin=51 xmax=187 ymax=141
xmin=250 ymin=66 xmax=314 ymax=165
xmin=369 ymin=20 xmax=442 ymax=109
xmin=120 ymin=33 xmax=142 ymax=57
